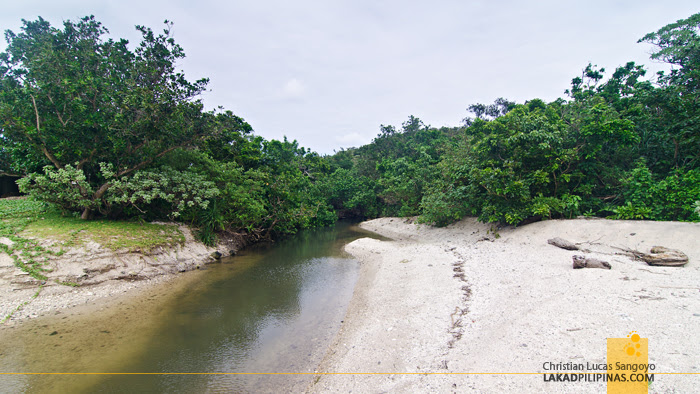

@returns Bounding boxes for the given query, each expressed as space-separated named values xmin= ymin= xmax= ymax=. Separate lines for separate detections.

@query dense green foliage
xmin=323 ymin=116 xmax=454 ymax=218
xmin=2 ymin=14 xmax=699 ymax=247
xmin=0 ymin=16 xmax=231 ymax=219
xmin=325 ymin=13 xmax=700 ymax=226
xmin=1 ymin=17 xmax=336 ymax=244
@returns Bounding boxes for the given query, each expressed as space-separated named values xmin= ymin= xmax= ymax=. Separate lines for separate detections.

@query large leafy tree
xmin=639 ymin=12 xmax=700 ymax=90
xmin=0 ymin=16 xmax=230 ymax=218
xmin=637 ymin=13 xmax=700 ymax=170
xmin=420 ymin=97 xmax=639 ymax=225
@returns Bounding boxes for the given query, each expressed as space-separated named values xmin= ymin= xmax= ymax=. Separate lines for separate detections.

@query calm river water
xmin=0 ymin=221 xmax=378 ymax=393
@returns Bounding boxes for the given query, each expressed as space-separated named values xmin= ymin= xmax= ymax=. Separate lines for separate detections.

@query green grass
xmin=22 ymin=212 xmax=185 ymax=252
xmin=0 ymin=198 xmax=49 ymax=234
xmin=0 ymin=197 xmax=185 ymax=283
xmin=0 ymin=198 xmax=53 ymax=280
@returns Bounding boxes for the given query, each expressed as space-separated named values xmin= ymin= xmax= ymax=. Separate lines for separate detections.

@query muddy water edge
xmin=0 ymin=221 xmax=382 ymax=393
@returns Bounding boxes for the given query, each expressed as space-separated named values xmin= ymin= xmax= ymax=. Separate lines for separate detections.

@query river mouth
xmin=0 ymin=221 xmax=379 ymax=393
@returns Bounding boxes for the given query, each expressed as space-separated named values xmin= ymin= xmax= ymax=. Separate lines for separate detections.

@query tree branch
xmin=77 ymin=149 xmax=97 ymax=170
xmin=30 ymin=94 xmax=41 ymax=136
xmin=29 ymin=94 xmax=63 ymax=169
xmin=47 ymin=94 xmax=69 ymax=128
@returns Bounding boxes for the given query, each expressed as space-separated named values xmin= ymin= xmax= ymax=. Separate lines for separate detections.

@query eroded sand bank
xmin=0 ymin=224 xmax=227 ymax=325
xmin=309 ymin=217 xmax=700 ymax=393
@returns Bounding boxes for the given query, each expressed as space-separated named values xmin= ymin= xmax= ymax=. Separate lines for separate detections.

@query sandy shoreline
xmin=308 ymin=217 xmax=700 ymax=393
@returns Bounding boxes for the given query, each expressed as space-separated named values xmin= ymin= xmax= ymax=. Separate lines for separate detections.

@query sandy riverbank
xmin=308 ymin=217 xmax=700 ymax=393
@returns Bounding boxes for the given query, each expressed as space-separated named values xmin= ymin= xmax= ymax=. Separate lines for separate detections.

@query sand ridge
xmin=308 ymin=217 xmax=700 ymax=393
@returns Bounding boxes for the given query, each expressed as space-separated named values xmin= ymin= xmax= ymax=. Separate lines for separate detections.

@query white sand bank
xmin=309 ymin=217 xmax=700 ymax=393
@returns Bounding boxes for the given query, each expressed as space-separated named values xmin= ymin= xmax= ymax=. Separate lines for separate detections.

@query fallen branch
xmin=613 ymin=246 xmax=688 ymax=267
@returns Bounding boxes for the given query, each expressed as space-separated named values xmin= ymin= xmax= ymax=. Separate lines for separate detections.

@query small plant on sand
xmin=1 ymin=285 xmax=43 ymax=323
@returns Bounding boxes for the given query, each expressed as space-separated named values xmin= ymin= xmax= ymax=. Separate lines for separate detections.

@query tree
xmin=638 ymin=13 xmax=700 ymax=169
xmin=420 ymin=97 xmax=639 ymax=226
xmin=639 ymin=13 xmax=700 ymax=89
xmin=462 ymin=97 xmax=516 ymax=126
xmin=0 ymin=16 xmax=227 ymax=219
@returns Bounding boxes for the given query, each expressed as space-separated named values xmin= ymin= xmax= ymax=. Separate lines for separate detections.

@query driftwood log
xmin=617 ymin=246 xmax=689 ymax=267
xmin=572 ymin=255 xmax=611 ymax=269
xmin=547 ymin=237 xmax=579 ymax=251
xmin=645 ymin=246 xmax=688 ymax=266
xmin=549 ymin=237 xmax=688 ymax=268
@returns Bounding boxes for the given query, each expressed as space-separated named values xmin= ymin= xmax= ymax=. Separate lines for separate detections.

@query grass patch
xmin=22 ymin=211 xmax=185 ymax=252
xmin=0 ymin=198 xmax=49 ymax=234
xmin=0 ymin=197 xmax=185 ymax=283
xmin=0 ymin=198 xmax=53 ymax=281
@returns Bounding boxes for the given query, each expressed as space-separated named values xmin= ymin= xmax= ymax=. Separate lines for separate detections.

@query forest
xmin=1 ymin=13 xmax=698 ymax=246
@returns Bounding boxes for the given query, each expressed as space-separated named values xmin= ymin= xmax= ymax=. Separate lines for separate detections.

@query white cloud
xmin=278 ymin=78 xmax=306 ymax=100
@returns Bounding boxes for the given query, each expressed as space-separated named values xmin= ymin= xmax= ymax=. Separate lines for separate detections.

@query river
xmin=0 ymin=221 xmax=378 ymax=393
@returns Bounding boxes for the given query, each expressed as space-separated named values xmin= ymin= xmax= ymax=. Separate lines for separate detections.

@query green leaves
xmin=4 ymin=12 xmax=699 ymax=244
xmin=0 ymin=16 xmax=264 ymax=222
xmin=639 ymin=13 xmax=700 ymax=70
xmin=420 ymin=92 xmax=663 ymax=226
xmin=332 ymin=14 xmax=700 ymax=227
xmin=17 ymin=164 xmax=96 ymax=211
xmin=106 ymin=165 xmax=219 ymax=218
xmin=615 ymin=160 xmax=700 ymax=221
xmin=18 ymin=162 xmax=220 ymax=219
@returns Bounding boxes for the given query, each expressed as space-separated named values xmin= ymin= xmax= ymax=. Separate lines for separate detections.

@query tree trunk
xmin=81 ymin=207 xmax=93 ymax=220
xmin=79 ymin=183 xmax=112 ymax=220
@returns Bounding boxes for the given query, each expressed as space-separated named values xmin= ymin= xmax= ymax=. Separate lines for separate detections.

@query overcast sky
xmin=1 ymin=1 xmax=698 ymax=154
